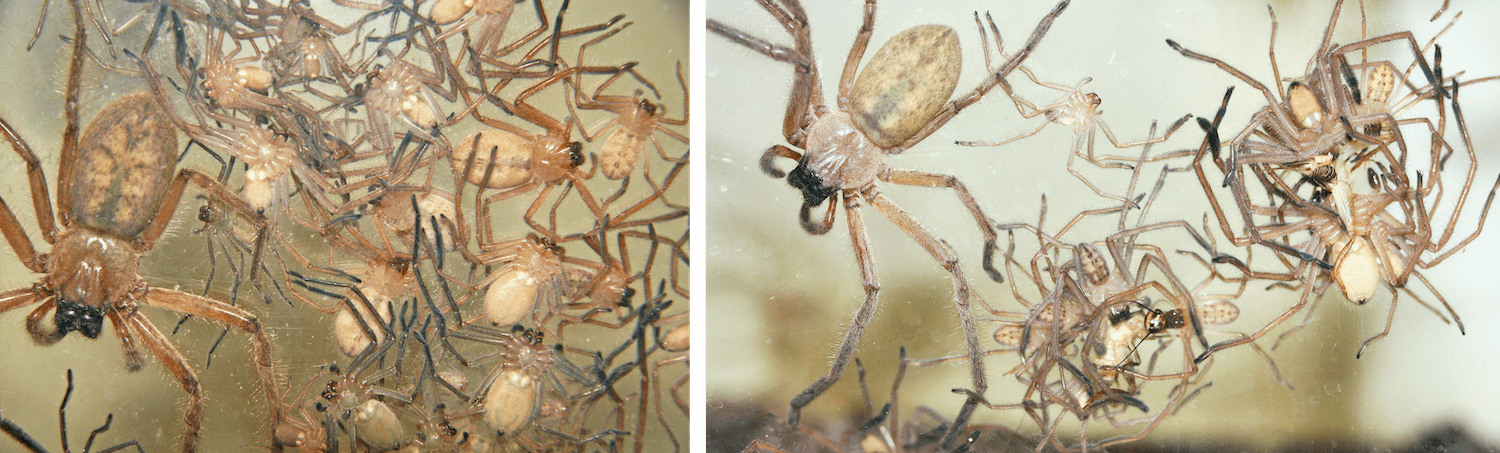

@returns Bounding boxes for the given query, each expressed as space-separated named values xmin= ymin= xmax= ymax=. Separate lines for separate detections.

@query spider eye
xmin=1163 ymin=310 xmax=1185 ymax=329
xmin=618 ymin=287 xmax=636 ymax=307
xmin=568 ymin=142 xmax=584 ymax=167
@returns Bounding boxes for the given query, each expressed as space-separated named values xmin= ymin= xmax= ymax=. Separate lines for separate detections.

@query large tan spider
xmin=0 ymin=0 xmax=283 ymax=450
xmin=710 ymin=0 xmax=1069 ymax=443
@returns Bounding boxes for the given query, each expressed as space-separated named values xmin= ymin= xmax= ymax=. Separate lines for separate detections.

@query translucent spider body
xmin=957 ymin=13 xmax=1190 ymax=206
xmin=1167 ymin=0 xmax=1447 ymax=176
xmin=450 ymin=66 xmax=634 ymax=242
xmin=570 ymin=33 xmax=689 ymax=180
xmin=279 ymin=195 xmax=447 ymax=359
xmin=582 ymin=84 xmax=688 ymax=181
xmin=332 ymin=280 xmax=401 ymax=358
xmin=551 ymin=226 xmax=685 ymax=331
xmin=1240 ymin=162 xmax=1440 ymax=356
xmin=973 ymin=143 xmax=1246 ymax=450
xmin=368 ymin=190 xmax=460 ymax=253
xmin=452 ymin=127 xmax=582 ymax=190
xmin=364 ymin=58 xmax=446 ymax=152
xmin=457 ymin=326 xmax=556 ymax=437
xmin=265 ymin=12 xmax=353 ymax=88
xmin=476 ymin=234 xmax=566 ymax=327
xmin=282 ymin=242 xmax=418 ymax=358
xmin=1163 ymin=0 xmax=1467 ymax=274
xmin=135 ymin=53 xmax=299 ymax=214
xmin=316 ymin=345 xmax=418 ymax=450
xmin=1190 ymin=78 xmax=1498 ymax=360
xmin=198 ymin=29 xmax=281 ymax=113
xmin=273 ymin=371 xmax=335 ymax=452
xmin=431 ymin=0 xmax=545 ymax=59
xmin=561 ymin=261 xmax=629 ymax=314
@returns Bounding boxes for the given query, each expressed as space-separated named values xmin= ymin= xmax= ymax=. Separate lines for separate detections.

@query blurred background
xmin=708 ymin=0 xmax=1500 ymax=451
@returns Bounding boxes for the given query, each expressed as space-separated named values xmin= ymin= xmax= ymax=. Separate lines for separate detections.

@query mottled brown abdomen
xmin=64 ymin=93 xmax=179 ymax=239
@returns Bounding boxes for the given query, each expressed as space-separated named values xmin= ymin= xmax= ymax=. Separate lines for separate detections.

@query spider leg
xmin=0 ymin=287 xmax=39 ymax=314
xmin=0 ymin=118 xmax=58 ymax=249
xmin=25 ymin=299 xmax=65 ymax=345
xmin=864 ymin=189 xmax=987 ymax=449
xmin=142 ymin=288 xmax=285 ymax=442
xmin=1356 ymin=288 xmax=1397 ymax=359
xmin=787 ymin=191 xmax=876 ymax=427
xmin=106 ymin=310 xmax=145 ymax=371
xmin=122 ymin=311 xmax=202 ymax=453
xmin=883 ymin=168 xmax=1002 ymax=282
xmin=1195 ymin=266 xmax=1317 ymax=363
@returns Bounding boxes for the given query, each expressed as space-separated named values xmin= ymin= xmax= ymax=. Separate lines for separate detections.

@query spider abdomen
xmin=64 ymin=93 xmax=178 ymax=239
xmin=848 ymin=24 xmax=961 ymax=148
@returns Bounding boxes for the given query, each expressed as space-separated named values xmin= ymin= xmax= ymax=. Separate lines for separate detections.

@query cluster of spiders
xmin=709 ymin=0 xmax=1495 ymax=451
xmin=0 ymin=0 xmax=687 ymax=451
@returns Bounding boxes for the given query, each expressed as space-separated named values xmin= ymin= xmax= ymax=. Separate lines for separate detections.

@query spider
xmin=967 ymin=133 xmax=1288 ymax=451
xmin=1163 ymin=0 xmax=1467 ymax=270
xmin=430 ymin=0 xmax=551 ymax=62
xmin=566 ymin=24 xmax=689 ymax=183
xmin=134 ymin=51 xmax=299 ymax=214
xmin=1167 ymin=0 xmax=1447 ymax=177
xmin=263 ymin=4 xmax=357 ymax=89
xmin=0 ymin=1 xmax=283 ymax=450
xmin=279 ymin=187 xmax=472 ymax=359
xmin=196 ymin=28 xmax=282 ymax=113
xmin=709 ymin=0 xmax=1071 ymax=441
xmin=956 ymin=12 xmax=1191 ymax=207
xmin=984 ymin=219 xmax=1216 ymax=452
xmin=442 ymin=324 xmax=631 ymax=451
xmin=1192 ymin=82 xmax=1498 ymax=360
xmin=447 ymin=63 xmax=639 ymax=246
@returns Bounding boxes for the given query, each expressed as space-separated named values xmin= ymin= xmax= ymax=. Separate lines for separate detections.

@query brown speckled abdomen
xmin=64 ymin=93 xmax=179 ymax=239
xmin=847 ymin=24 xmax=962 ymax=148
